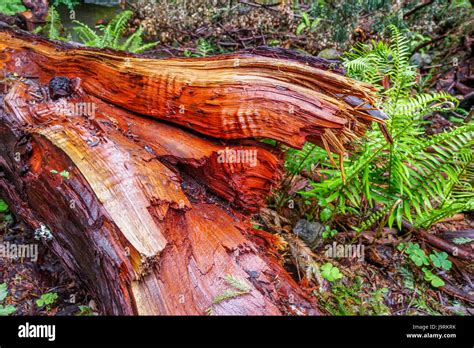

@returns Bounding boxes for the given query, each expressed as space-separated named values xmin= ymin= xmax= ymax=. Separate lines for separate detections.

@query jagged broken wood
xmin=0 ymin=23 xmax=386 ymax=315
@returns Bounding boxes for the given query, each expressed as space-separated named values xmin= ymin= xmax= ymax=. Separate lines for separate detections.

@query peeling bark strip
xmin=0 ymin=24 xmax=384 ymax=315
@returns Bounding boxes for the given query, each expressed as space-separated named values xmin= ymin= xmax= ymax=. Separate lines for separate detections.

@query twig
xmin=412 ymin=34 xmax=447 ymax=54
xmin=440 ymin=283 xmax=474 ymax=304
xmin=238 ymin=0 xmax=329 ymax=22
xmin=401 ymin=220 xmax=474 ymax=261
xmin=403 ymin=0 xmax=434 ymax=19
xmin=464 ymin=108 xmax=473 ymax=123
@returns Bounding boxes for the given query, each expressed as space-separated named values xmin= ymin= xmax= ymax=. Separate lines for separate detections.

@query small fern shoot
xmin=73 ymin=10 xmax=158 ymax=53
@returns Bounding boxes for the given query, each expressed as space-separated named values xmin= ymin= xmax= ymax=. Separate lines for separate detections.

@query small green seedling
xmin=404 ymin=243 xmax=430 ymax=267
xmin=320 ymin=262 xmax=343 ymax=282
xmin=322 ymin=225 xmax=338 ymax=239
xmin=36 ymin=292 xmax=59 ymax=310
xmin=422 ymin=268 xmax=445 ymax=288
xmin=429 ymin=251 xmax=452 ymax=271
xmin=0 ymin=199 xmax=8 ymax=213
xmin=0 ymin=283 xmax=17 ymax=316
xmin=319 ymin=207 xmax=333 ymax=222
xmin=75 ymin=305 xmax=96 ymax=316
xmin=206 ymin=274 xmax=251 ymax=315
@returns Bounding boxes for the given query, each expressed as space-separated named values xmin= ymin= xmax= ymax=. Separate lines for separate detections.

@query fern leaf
xmin=73 ymin=20 xmax=100 ymax=46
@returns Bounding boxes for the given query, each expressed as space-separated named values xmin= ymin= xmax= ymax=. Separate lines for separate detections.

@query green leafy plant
xmin=452 ymin=237 xmax=474 ymax=245
xmin=293 ymin=26 xmax=473 ymax=232
xmin=36 ymin=292 xmax=59 ymax=310
xmin=0 ymin=199 xmax=8 ymax=213
xmin=75 ymin=305 xmax=96 ymax=316
xmin=319 ymin=207 xmax=333 ymax=222
xmin=296 ymin=12 xmax=321 ymax=35
xmin=0 ymin=198 xmax=12 ymax=224
xmin=429 ymin=251 xmax=452 ymax=271
xmin=0 ymin=0 xmax=26 ymax=15
xmin=73 ymin=10 xmax=158 ymax=53
xmin=398 ymin=242 xmax=451 ymax=288
xmin=32 ymin=6 xmax=67 ymax=41
xmin=0 ymin=283 xmax=17 ymax=316
xmin=369 ymin=287 xmax=390 ymax=315
xmin=404 ymin=242 xmax=429 ymax=267
xmin=320 ymin=262 xmax=343 ymax=282
xmin=184 ymin=39 xmax=216 ymax=58
xmin=422 ymin=268 xmax=445 ymax=288
xmin=322 ymin=225 xmax=338 ymax=239
xmin=52 ymin=0 xmax=79 ymax=10
xmin=316 ymin=276 xmax=389 ymax=315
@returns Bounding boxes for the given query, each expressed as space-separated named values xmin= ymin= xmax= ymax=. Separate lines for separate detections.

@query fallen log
xmin=0 ymin=24 xmax=385 ymax=315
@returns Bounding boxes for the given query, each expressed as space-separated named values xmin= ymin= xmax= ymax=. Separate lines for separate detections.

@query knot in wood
xmin=49 ymin=76 xmax=72 ymax=100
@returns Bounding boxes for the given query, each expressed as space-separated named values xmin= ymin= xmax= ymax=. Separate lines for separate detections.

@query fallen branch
xmin=403 ymin=0 xmax=434 ymax=19
xmin=401 ymin=221 xmax=474 ymax=262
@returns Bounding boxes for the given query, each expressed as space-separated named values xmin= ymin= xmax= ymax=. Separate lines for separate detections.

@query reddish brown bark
xmin=0 ymin=24 xmax=383 ymax=315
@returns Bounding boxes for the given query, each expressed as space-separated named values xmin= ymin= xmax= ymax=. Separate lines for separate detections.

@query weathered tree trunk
xmin=0 ymin=24 xmax=383 ymax=315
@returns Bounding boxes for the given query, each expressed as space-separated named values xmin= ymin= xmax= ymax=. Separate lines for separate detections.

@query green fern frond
xmin=133 ymin=41 xmax=159 ymax=53
xmin=285 ymin=143 xmax=328 ymax=175
xmin=397 ymin=92 xmax=458 ymax=115
xmin=73 ymin=10 xmax=155 ymax=53
xmin=35 ymin=7 xmax=65 ymax=41
xmin=73 ymin=20 xmax=101 ymax=46
xmin=106 ymin=10 xmax=133 ymax=48
xmin=452 ymin=237 xmax=474 ymax=245
xmin=120 ymin=27 xmax=142 ymax=52
xmin=353 ymin=205 xmax=391 ymax=232
xmin=0 ymin=0 xmax=27 ymax=15
xmin=120 ymin=27 xmax=158 ymax=53
xmin=294 ymin=26 xmax=473 ymax=231
xmin=415 ymin=199 xmax=474 ymax=229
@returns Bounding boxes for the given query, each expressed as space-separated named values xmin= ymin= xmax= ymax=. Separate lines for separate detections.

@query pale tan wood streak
xmin=35 ymin=123 xmax=189 ymax=262
xmin=3 ymin=82 xmax=184 ymax=265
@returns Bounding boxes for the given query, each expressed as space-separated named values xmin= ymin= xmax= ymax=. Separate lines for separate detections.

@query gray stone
xmin=293 ymin=219 xmax=325 ymax=249
xmin=410 ymin=52 xmax=432 ymax=67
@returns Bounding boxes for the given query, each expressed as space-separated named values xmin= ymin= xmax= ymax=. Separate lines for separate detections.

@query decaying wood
xmin=0 ymin=24 xmax=385 ymax=315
